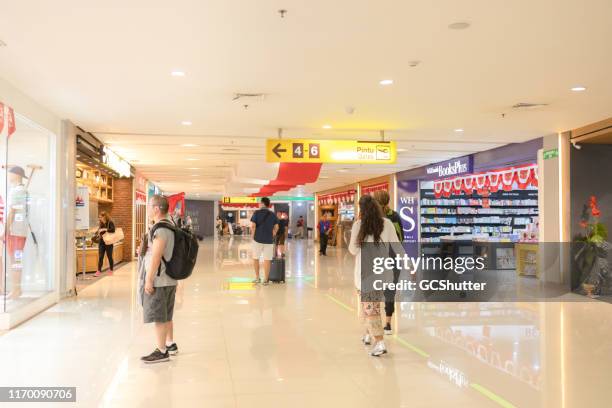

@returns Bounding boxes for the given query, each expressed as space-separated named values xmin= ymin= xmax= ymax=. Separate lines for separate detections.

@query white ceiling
xmin=0 ymin=0 xmax=611 ymax=198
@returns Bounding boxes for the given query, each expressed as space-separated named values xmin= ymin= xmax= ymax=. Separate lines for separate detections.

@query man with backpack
xmin=250 ymin=197 xmax=279 ymax=285
xmin=372 ymin=190 xmax=404 ymax=336
xmin=141 ymin=194 xmax=190 ymax=363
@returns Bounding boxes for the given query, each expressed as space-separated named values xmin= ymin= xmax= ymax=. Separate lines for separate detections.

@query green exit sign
xmin=544 ymin=148 xmax=559 ymax=160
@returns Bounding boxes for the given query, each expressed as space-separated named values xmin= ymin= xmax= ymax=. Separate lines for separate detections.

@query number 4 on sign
xmin=293 ymin=143 xmax=304 ymax=158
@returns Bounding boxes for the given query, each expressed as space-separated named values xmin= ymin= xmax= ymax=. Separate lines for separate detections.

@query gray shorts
xmin=143 ymin=285 xmax=177 ymax=323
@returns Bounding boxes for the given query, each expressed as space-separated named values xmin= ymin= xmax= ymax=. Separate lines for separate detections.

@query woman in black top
xmin=95 ymin=211 xmax=116 ymax=277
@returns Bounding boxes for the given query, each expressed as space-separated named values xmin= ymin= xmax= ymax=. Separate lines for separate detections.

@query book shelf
xmin=420 ymin=189 xmax=538 ymax=243
xmin=76 ymin=163 xmax=114 ymax=203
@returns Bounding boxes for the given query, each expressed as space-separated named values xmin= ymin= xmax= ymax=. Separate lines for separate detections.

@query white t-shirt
xmin=348 ymin=218 xmax=405 ymax=291
xmin=8 ymin=184 xmax=28 ymax=237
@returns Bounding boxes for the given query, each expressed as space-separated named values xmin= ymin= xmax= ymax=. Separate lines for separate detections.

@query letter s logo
xmin=399 ymin=206 xmax=416 ymax=232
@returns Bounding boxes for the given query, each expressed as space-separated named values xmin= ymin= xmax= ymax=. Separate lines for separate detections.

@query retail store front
xmin=395 ymin=139 xmax=544 ymax=298
xmin=74 ymin=130 xmax=133 ymax=277
xmin=1 ymin=100 xmax=60 ymax=329
xmin=316 ymin=187 xmax=356 ymax=248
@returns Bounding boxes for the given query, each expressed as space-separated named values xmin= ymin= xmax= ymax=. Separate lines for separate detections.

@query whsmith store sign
xmin=425 ymin=156 xmax=473 ymax=179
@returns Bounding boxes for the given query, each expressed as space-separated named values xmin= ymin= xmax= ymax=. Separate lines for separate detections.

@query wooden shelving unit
xmin=76 ymin=163 xmax=114 ymax=203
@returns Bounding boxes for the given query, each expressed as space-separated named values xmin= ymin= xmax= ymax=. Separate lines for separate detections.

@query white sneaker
xmin=361 ymin=334 xmax=372 ymax=345
xmin=384 ymin=324 xmax=393 ymax=335
xmin=370 ymin=341 xmax=387 ymax=357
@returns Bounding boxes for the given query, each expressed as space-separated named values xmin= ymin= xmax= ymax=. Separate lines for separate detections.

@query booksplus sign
xmin=424 ymin=156 xmax=473 ymax=179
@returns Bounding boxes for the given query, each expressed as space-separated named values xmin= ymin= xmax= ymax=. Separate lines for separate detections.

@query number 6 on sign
xmin=309 ymin=143 xmax=320 ymax=158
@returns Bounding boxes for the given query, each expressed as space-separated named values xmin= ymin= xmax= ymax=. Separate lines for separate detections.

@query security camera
xmin=571 ymin=141 xmax=582 ymax=150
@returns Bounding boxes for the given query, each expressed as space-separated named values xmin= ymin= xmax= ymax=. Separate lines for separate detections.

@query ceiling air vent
xmin=232 ymin=93 xmax=266 ymax=102
xmin=512 ymin=102 xmax=548 ymax=110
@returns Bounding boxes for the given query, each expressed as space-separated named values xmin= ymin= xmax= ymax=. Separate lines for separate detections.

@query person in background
xmin=5 ymin=166 xmax=28 ymax=299
xmin=95 ymin=211 xmax=116 ymax=277
xmin=296 ymin=216 xmax=305 ymax=239
xmin=215 ymin=216 xmax=222 ymax=237
xmin=141 ymin=194 xmax=178 ymax=363
xmin=184 ymin=215 xmax=193 ymax=232
xmin=349 ymin=195 xmax=404 ymax=357
xmin=318 ymin=213 xmax=331 ymax=256
xmin=373 ymin=190 xmax=404 ymax=335
xmin=250 ymin=197 xmax=279 ymax=285
xmin=275 ymin=213 xmax=289 ymax=257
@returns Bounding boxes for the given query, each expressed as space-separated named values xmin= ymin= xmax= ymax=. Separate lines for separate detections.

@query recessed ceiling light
xmin=171 ymin=70 xmax=185 ymax=77
xmin=181 ymin=121 xmax=192 ymax=126
xmin=454 ymin=128 xmax=464 ymax=133
xmin=338 ymin=168 xmax=349 ymax=173
xmin=379 ymin=79 xmax=394 ymax=86
xmin=186 ymin=158 xmax=199 ymax=161
xmin=187 ymin=167 xmax=200 ymax=170
xmin=322 ymin=124 xmax=332 ymax=129
xmin=192 ymin=179 xmax=201 ymax=182
xmin=397 ymin=148 xmax=407 ymax=152
xmin=180 ymin=143 xmax=198 ymax=147
xmin=571 ymin=86 xmax=587 ymax=92
xmin=319 ymin=176 xmax=330 ymax=179
xmin=448 ymin=22 xmax=470 ymax=30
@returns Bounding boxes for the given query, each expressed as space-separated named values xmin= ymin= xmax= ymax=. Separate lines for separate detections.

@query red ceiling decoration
xmin=251 ymin=163 xmax=322 ymax=197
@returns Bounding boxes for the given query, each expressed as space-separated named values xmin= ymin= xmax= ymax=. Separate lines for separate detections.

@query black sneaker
xmin=167 ymin=343 xmax=178 ymax=355
xmin=384 ymin=323 xmax=392 ymax=335
xmin=141 ymin=348 xmax=170 ymax=364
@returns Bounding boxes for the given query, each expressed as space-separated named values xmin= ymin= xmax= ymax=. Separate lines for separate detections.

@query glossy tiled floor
xmin=1 ymin=237 xmax=611 ymax=407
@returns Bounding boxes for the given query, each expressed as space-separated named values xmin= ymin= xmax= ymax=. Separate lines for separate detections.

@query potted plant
xmin=574 ymin=196 xmax=610 ymax=297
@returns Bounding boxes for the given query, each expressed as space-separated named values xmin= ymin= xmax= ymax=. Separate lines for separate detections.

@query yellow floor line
xmin=392 ymin=335 xmax=430 ymax=358
xmin=470 ymin=383 xmax=517 ymax=408
xmin=325 ymin=294 xmax=355 ymax=312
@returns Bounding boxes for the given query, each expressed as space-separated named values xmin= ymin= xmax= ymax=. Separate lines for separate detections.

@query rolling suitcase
xmin=269 ymin=245 xmax=286 ymax=283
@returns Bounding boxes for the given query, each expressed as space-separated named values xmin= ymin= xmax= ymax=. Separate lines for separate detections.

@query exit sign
xmin=543 ymin=148 xmax=558 ymax=160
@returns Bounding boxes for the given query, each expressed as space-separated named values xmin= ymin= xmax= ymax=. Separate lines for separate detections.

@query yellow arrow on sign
xmin=266 ymin=139 xmax=396 ymax=164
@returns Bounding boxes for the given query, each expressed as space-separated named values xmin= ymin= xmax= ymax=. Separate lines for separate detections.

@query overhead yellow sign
xmin=266 ymin=139 xmax=396 ymax=164
xmin=222 ymin=196 xmax=258 ymax=204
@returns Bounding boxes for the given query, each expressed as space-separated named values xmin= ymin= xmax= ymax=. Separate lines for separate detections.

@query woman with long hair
xmin=348 ymin=195 xmax=404 ymax=356
xmin=95 ymin=211 xmax=116 ymax=277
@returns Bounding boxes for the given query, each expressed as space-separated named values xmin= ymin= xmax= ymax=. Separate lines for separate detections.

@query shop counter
xmin=515 ymin=242 xmax=539 ymax=277
xmin=75 ymin=242 xmax=124 ymax=274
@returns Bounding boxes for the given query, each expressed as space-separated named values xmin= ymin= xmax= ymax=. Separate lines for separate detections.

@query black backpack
xmin=150 ymin=219 xmax=199 ymax=280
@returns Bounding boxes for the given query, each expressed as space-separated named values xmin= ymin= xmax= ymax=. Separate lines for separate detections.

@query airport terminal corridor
xmin=1 ymin=237 xmax=611 ymax=407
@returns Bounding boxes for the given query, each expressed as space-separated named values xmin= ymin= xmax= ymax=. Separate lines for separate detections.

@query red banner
xmin=7 ymin=106 xmax=15 ymax=138
xmin=361 ymin=182 xmax=388 ymax=195
xmin=433 ymin=164 xmax=537 ymax=198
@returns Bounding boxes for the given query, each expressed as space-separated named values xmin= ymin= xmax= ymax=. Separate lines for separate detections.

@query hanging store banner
xmin=396 ymin=179 xmax=419 ymax=243
xmin=432 ymin=163 xmax=538 ymax=198
xmin=424 ymin=156 xmax=473 ymax=180
xmin=223 ymin=196 xmax=259 ymax=204
xmin=266 ymin=139 xmax=396 ymax=164
xmin=75 ymin=186 xmax=90 ymax=231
